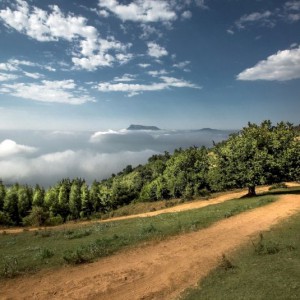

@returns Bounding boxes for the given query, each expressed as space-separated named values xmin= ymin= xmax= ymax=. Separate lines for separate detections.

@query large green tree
xmin=213 ymin=121 xmax=299 ymax=196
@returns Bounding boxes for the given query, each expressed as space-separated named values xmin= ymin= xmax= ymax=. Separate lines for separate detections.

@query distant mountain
xmin=127 ymin=124 xmax=161 ymax=131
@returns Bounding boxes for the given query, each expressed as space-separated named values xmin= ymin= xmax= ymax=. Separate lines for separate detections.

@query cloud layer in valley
xmin=0 ymin=128 xmax=232 ymax=186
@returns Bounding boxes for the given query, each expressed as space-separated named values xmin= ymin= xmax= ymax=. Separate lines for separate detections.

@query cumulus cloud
xmin=0 ymin=79 xmax=95 ymax=104
xmin=95 ymin=75 xmax=201 ymax=96
xmin=0 ymin=139 xmax=37 ymax=157
xmin=237 ymin=46 xmax=300 ymax=81
xmin=98 ymin=0 xmax=177 ymax=23
xmin=0 ymin=0 xmax=131 ymax=70
xmin=147 ymin=42 xmax=168 ymax=58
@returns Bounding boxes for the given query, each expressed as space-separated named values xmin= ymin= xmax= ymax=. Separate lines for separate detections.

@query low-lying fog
xmin=0 ymin=128 xmax=234 ymax=186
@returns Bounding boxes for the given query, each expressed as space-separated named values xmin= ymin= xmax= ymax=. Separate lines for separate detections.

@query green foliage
xmin=69 ymin=180 xmax=82 ymax=219
xmin=63 ymin=247 xmax=92 ymax=264
xmin=0 ymin=180 xmax=6 ymax=211
xmin=22 ymin=206 xmax=48 ymax=227
xmin=252 ymin=233 xmax=280 ymax=255
xmin=3 ymin=185 xmax=20 ymax=225
xmin=269 ymin=182 xmax=288 ymax=190
xmin=0 ymin=120 xmax=299 ymax=226
xmin=2 ymin=256 xmax=19 ymax=278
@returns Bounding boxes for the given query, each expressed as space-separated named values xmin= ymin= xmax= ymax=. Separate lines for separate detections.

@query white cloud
xmin=0 ymin=80 xmax=95 ymax=104
xmin=285 ymin=1 xmax=300 ymax=11
xmin=23 ymin=71 xmax=44 ymax=79
xmin=0 ymin=149 xmax=156 ymax=186
xmin=147 ymin=42 xmax=168 ymax=58
xmin=98 ymin=9 xmax=110 ymax=17
xmin=0 ymin=63 xmax=18 ymax=71
xmin=148 ymin=69 xmax=169 ymax=77
xmin=95 ymin=75 xmax=201 ymax=96
xmin=0 ymin=73 xmax=18 ymax=82
xmin=98 ymin=0 xmax=177 ymax=23
xmin=140 ymin=24 xmax=163 ymax=39
xmin=90 ymin=129 xmax=126 ymax=141
xmin=113 ymin=74 xmax=136 ymax=82
xmin=237 ymin=46 xmax=300 ymax=81
xmin=0 ymin=139 xmax=37 ymax=157
xmin=236 ymin=11 xmax=274 ymax=29
xmin=0 ymin=0 xmax=131 ymax=71
xmin=195 ymin=0 xmax=209 ymax=10
xmin=226 ymin=29 xmax=234 ymax=35
xmin=173 ymin=60 xmax=191 ymax=69
xmin=138 ymin=63 xmax=151 ymax=68
xmin=182 ymin=10 xmax=192 ymax=20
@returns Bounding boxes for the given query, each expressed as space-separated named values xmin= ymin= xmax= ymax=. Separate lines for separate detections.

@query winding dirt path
xmin=1 ymin=192 xmax=300 ymax=300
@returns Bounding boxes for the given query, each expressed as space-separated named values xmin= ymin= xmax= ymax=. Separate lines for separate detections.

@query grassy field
xmin=181 ymin=209 xmax=300 ymax=299
xmin=0 ymin=193 xmax=278 ymax=278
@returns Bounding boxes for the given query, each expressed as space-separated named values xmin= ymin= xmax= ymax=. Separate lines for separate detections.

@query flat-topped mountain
xmin=127 ymin=124 xmax=161 ymax=131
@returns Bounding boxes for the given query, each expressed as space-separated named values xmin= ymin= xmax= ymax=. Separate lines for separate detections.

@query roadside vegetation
xmin=181 ymin=210 xmax=300 ymax=300
xmin=0 ymin=121 xmax=299 ymax=227
xmin=0 ymin=192 xmax=281 ymax=278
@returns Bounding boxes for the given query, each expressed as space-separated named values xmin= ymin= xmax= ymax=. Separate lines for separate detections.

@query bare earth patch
xmin=1 ymin=191 xmax=300 ymax=300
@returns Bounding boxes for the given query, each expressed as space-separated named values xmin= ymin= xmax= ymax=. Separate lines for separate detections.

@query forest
xmin=0 ymin=120 xmax=299 ymax=227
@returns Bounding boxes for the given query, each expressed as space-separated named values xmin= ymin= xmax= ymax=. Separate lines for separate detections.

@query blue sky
xmin=0 ymin=0 xmax=300 ymax=131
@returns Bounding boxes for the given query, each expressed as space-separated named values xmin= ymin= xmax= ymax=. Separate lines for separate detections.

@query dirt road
xmin=1 ymin=192 xmax=300 ymax=300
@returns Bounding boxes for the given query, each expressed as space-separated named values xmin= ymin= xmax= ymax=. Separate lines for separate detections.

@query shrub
xmin=269 ymin=183 xmax=288 ymax=190
xmin=63 ymin=247 xmax=92 ymax=264
xmin=219 ymin=254 xmax=235 ymax=271
xmin=2 ymin=256 xmax=19 ymax=278
xmin=37 ymin=248 xmax=54 ymax=260
xmin=0 ymin=211 xmax=13 ymax=226
xmin=22 ymin=206 xmax=49 ymax=227
xmin=64 ymin=229 xmax=92 ymax=240
xmin=45 ymin=215 xmax=64 ymax=226
xmin=252 ymin=233 xmax=280 ymax=255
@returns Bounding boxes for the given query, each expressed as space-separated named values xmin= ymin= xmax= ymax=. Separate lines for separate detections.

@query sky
xmin=0 ymin=0 xmax=300 ymax=186
xmin=0 ymin=0 xmax=299 ymax=131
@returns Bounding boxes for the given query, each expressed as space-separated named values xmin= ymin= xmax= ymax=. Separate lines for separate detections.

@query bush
xmin=63 ymin=247 xmax=92 ymax=264
xmin=269 ymin=183 xmax=288 ymax=190
xmin=37 ymin=248 xmax=54 ymax=260
xmin=252 ymin=233 xmax=280 ymax=255
xmin=64 ymin=229 xmax=92 ymax=240
xmin=22 ymin=206 xmax=49 ymax=227
xmin=0 ymin=211 xmax=13 ymax=226
xmin=2 ymin=256 xmax=19 ymax=278
xmin=45 ymin=215 xmax=64 ymax=226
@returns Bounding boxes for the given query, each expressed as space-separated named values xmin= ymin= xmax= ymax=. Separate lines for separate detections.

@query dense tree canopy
xmin=0 ymin=121 xmax=299 ymax=226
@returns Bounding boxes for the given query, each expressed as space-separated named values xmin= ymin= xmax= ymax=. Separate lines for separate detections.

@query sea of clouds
xmin=0 ymin=128 xmax=234 ymax=186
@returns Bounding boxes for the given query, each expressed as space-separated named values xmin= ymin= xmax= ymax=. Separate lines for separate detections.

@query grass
xmin=181 ymin=212 xmax=300 ymax=300
xmin=0 ymin=192 xmax=281 ymax=278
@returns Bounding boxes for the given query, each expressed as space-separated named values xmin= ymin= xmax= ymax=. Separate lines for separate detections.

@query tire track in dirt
xmin=1 ymin=192 xmax=300 ymax=300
